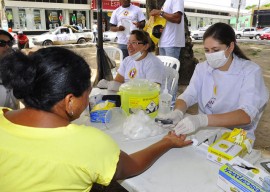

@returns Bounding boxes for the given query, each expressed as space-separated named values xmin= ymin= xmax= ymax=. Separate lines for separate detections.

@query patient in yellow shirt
xmin=0 ymin=47 xmax=192 ymax=191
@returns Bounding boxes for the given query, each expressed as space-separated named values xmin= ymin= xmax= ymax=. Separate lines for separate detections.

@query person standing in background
xmin=59 ymin=13 xmax=63 ymax=26
xmin=102 ymin=18 xmax=106 ymax=32
xmin=48 ymin=13 xmax=53 ymax=29
xmin=7 ymin=12 xmax=13 ymax=29
xmin=81 ymin=14 xmax=86 ymax=28
xmin=92 ymin=21 xmax=98 ymax=43
xmin=110 ymin=0 xmax=145 ymax=59
xmin=71 ymin=14 xmax=76 ymax=25
xmin=150 ymin=0 xmax=185 ymax=59
xmin=20 ymin=15 xmax=26 ymax=29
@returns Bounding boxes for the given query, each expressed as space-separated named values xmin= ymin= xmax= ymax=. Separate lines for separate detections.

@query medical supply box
xmin=217 ymin=156 xmax=270 ymax=192
xmin=90 ymin=100 xmax=116 ymax=123
xmin=207 ymin=129 xmax=252 ymax=165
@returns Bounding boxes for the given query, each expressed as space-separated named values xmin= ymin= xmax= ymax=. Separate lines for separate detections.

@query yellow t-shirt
xmin=0 ymin=108 xmax=120 ymax=192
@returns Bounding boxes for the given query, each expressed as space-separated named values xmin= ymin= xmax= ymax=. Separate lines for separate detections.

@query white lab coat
xmin=178 ymin=54 xmax=269 ymax=140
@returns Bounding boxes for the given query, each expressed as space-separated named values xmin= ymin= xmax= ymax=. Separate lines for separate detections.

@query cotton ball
xmin=122 ymin=110 xmax=165 ymax=140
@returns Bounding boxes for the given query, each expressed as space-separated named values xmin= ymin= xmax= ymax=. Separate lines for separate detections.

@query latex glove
xmin=107 ymin=81 xmax=122 ymax=91
xmin=97 ymin=79 xmax=109 ymax=89
xmin=174 ymin=114 xmax=208 ymax=135
xmin=157 ymin=109 xmax=184 ymax=126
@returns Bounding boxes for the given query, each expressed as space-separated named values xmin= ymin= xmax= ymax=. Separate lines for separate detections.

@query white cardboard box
xmin=217 ymin=156 xmax=270 ymax=192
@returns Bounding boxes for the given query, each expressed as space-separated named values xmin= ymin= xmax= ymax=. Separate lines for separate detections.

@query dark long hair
xmin=130 ymin=30 xmax=155 ymax=52
xmin=203 ymin=22 xmax=250 ymax=60
xmin=0 ymin=47 xmax=91 ymax=111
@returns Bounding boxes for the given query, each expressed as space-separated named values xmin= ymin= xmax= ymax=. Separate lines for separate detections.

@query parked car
xmin=260 ymin=27 xmax=270 ymax=31
xmin=234 ymin=27 xmax=263 ymax=39
xmin=190 ymin=25 xmax=211 ymax=40
xmin=260 ymin=31 xmax=270 ymax=40
xmin=32 ymin=25 xmax=93 ymax=46
xmin=103 ymin=31 xmax=117 ymax=42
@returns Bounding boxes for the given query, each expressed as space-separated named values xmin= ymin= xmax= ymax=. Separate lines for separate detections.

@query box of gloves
xmin=207 ymin=128 xmax=253 ymax=165
xmin=90 ymin=100 xmax=116 ymax=123
xmin=217 ymin=156 xmax=270 ymax=192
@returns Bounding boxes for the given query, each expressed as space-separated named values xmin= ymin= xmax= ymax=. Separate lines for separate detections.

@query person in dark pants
xmin=7 ymin=12 xmax=13 ymax=29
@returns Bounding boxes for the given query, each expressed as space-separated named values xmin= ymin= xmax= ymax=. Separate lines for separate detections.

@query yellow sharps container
xmin=118 ymin=79 xmax=160 ymax=118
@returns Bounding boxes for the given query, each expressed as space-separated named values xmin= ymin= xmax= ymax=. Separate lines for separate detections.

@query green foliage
xmin=245 ymin=3 xmax=270 ymax=9
xmin=245 ymin=5 xmax=257 ymax=10
xmin=251 ymin=49 xmax=261 ymax=56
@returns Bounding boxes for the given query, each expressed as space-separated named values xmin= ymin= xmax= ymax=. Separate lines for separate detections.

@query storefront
xmin=4 ymin=0 xmax=91 ymax=31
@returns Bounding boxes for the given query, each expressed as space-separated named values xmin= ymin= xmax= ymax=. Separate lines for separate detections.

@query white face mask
xmin=205 ymin=47 xmax=230 ymax=69
xmin=130 ymin=51 xmax=143 ymax=61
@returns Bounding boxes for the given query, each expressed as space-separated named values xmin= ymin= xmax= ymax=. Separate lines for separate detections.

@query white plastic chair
xmin=161 ymin=66 xmax=179 ymax=108
xmin=104 ymin=46 xmax=123 ymax=78
xmin=157 ymin=55 xmax=180 ymax=72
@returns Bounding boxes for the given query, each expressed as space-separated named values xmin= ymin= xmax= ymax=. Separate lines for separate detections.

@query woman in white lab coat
xmin=159 ymin=22 xmax=269 ymax=140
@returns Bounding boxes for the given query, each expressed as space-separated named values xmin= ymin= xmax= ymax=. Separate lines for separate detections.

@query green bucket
xmin=118 ymin=79 xmax=160 ymax=118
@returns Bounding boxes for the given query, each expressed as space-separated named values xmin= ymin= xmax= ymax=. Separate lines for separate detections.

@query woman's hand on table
xmin=163 ymin=131 xmax=193 ymax=148
xmin=114 ymin=131 xmax=193 ymax=180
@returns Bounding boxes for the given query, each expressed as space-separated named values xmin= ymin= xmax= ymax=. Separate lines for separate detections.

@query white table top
xmin=73 ymin=111 xmax=224 ymax=192
xmin=118 ymin=139 xmax=222 ymax=192
xmin=74 ymin=87 xmax=270 ymax=192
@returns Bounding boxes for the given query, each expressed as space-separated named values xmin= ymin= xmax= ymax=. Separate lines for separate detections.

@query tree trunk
xmin=145 ymin=0 xmax=165 ymax=19
xmin=179 ymin=14 xmax=199 ymax=85
xmin=145 ymin=0 xmax=199 ymax=85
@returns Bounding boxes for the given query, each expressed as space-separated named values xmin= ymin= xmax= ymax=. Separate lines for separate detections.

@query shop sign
xmin=91 ymin=0 xmax=140 ymax=10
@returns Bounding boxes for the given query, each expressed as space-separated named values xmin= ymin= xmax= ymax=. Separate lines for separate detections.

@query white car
xmin=103 ymin=31 xmax=117 ymax=42
xmin=32 ymin=25 xmax=93 ymax=46
xmin=191 ymin=25 xmax=211 ymax=40
xmin=234 ymin=27 xmax=263 ymax=39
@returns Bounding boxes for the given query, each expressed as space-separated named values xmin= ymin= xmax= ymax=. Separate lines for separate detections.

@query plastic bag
xmin=143 ymin=16 xmax=166 ymax=45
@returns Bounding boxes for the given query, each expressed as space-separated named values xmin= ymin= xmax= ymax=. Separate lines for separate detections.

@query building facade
xmin=1 ymin=0 xmax=245 ymax=31
xmin=1 ymin=0 xmax=91 ymax=31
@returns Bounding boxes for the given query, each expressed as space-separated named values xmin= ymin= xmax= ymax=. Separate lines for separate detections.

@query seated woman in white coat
xmin=97 ymin=30 xmax=164 ymax=91
xmin=159 ymin=22 xmax=269 ymax=141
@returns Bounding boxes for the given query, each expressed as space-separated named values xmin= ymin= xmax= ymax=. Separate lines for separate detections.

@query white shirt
xmin=92 ymin=24 xmax=97 ymax=33
xmin=110 ymin=4 xmax=145 ymax=45
xmin=118 ymin=53 xmax=164 ymax=86
xmin=178 ymin=55 xmax=269 ymax=140
xmin=159 ymin=0 xmax=185 ymax=48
